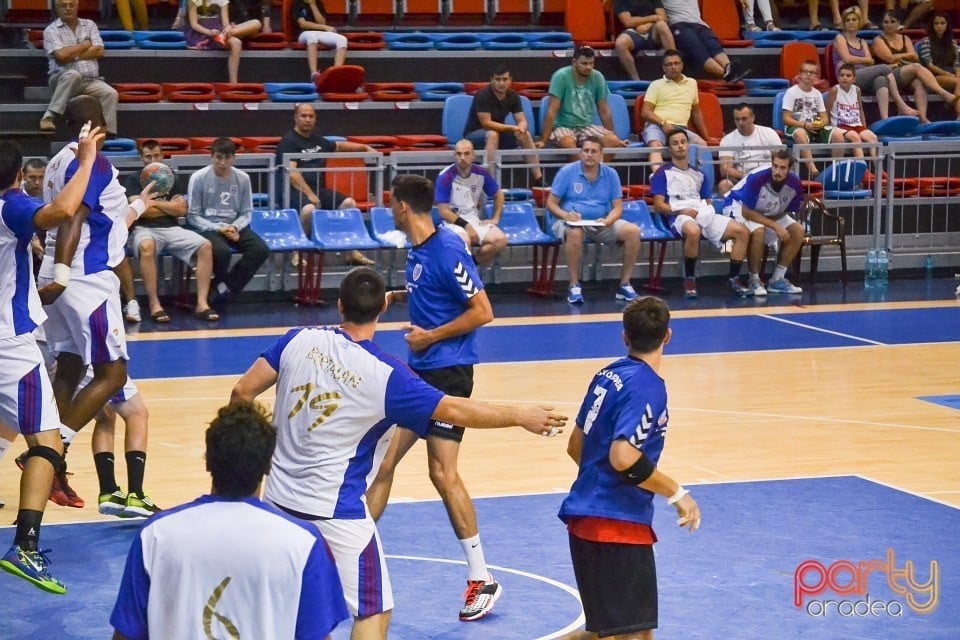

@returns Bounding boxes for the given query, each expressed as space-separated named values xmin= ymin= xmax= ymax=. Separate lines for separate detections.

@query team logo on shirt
xmin=573 ymin=182 xmax=583 ymax=194
xmin=412 ymin=263 xmax=423 ymax=282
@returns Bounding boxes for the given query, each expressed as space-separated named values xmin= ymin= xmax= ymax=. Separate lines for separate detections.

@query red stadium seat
xmin=137 ymin=137 xmax=192 ymax=156
xmin=394 ymin=134 xmax=449 ymax=150
xmin=314 ymin=65 xmax=369 ymax=100
xmin=564 ymin=0 xmax=613 ymax=49
xmin=346 ymin=32 xmax=386 ymax=50
xmin=781 ymin=41 xmax=819 ymax=82
xmin=241 ymin=136 xmax=283 ymax=153
xmin=162 ymin=82 xmax=217 ymax=102
xmin=113 ymin=83 xmax=163 ymax=103
xmin=325 ymin=157 xmax=376 ymax=210
xmin=214 ymin=83 xmax=269 ymax=102
xmin=701 ymin=0 xmax=753 ymax=46
xmin=244 ymin=32 xmax=288 ymax=49
xmin=365 ymin=82 xmax=418 ymax=101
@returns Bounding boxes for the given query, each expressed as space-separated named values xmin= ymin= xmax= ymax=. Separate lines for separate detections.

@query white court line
xmin=855 ymin=474 xmax=960 ymax=511
xmin=387 ymin=554 xmax=585 ymax=640
xmin=672 ymin=406 xmax=960 ymax=435
xmin=758 ymin=313 xmax=887 ymax=345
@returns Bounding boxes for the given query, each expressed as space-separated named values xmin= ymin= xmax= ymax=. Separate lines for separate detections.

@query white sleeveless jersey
xmin=261 ymin=326 xmax=444 ymax=519
xmin=0 ymin=190 xmax=46 ymax=338
xmin=39 ymin=144 xmax=129 ymax=279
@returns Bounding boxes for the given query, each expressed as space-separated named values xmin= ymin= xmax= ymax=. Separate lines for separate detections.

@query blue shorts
xmin=465 ymin=128 xmax=519 ymax=150
xmin=672 ymin=22 xmax=724 ymax=71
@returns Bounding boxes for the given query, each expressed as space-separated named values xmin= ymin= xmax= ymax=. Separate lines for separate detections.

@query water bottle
xmin=864 ymin=248 xmax=877 ymax=289
xmin=876 ymin=249 xmax=889 ymax=289
xmin=925 ymin=254 xmax=935 ymax=277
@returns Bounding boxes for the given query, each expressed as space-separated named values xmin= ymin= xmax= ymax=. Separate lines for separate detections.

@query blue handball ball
xmin=139 ymin=162 xmax=175 ymax=197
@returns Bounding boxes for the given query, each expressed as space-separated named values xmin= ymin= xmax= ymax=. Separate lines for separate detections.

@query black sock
xmin=685 ymin=257 xmax=698 ymax=278
xmin=14 ymin=510 xmax=43 ymax=551
xmin=126 ymin=451 xmax=146 ymax=496
xmin=93 ymin=452 xmax=119 ymax=495
xmin=728 ymin=260 xmax=744 ymax=279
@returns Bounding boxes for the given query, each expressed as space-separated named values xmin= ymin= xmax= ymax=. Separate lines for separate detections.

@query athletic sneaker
xmin=124 ymin=492 xmax=161 ymax=518
xmin=124 ymin=299 xmax=141 ymax=323
xmin=615 ymin=283 xmax=638 ymax=301
xmin=14 ymin=452 xmax=84 ymax=508
xmin=460 ymin=574 xmax=502 ymax=621
xmin=0 ymin=545 xmax=66 ymax=594
xmin=767 ymin=278 xmax=803 ymax=294
xmin=748 ymin=276 xmax=768 ymax=297
xmin=567 ymin=284 xmax=584 ymax=305
xmin=98 ymin=489 xmax=128 ymax=517
xmin=683 ymin=277 xmax=698 ymax=299
xmin=728 ymin=277 xmax=753 ymax=297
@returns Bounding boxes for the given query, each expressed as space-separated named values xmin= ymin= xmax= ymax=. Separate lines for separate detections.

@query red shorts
xmin=839 ymin=124 xmax=867 ymax=134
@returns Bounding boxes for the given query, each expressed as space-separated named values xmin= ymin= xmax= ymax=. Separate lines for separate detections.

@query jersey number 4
xmin=288 ymin=383 xmax=342 ymax=432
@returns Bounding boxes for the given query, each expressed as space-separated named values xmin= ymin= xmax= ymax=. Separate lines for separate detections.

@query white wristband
xmin=53 ymin=262 xmax=71 ymax=287
xmin=130 ymin=199 xmax=147 ymax=219
xmin=667 ymin=486 xmax=689 ymax=505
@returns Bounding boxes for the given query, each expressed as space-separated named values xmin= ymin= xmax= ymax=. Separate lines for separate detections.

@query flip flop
xmin=150 ymin=309 xmax=171 ymax=323
xmin=194 ymin=308 xmax=220 ymax=322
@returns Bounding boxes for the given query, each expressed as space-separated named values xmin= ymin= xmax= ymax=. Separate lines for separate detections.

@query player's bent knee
xmin=26 ymin=445 xmax=65 ymax=472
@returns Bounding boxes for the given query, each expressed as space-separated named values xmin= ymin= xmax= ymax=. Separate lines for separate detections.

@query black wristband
xmin=619 ymin=455 xmax=656 ymax=484
xmin=454 ymin=216 xmax=469 ymax=228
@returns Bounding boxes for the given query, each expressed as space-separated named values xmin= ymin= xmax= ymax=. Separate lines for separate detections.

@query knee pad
xmin=26 ymin=445 xmax=64 ymax=472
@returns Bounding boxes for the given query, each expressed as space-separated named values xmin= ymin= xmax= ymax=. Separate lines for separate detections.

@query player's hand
xmin=38 ymin=282 xmax=66 ymax=306
xmin=681 ymin=208 xmax=699 ymax=218
xmin=402 ymin=323 xmax=433 ymax=352
xmin=517 ymin=405 xmax=567 ymax=437
xmin=30 ymin=235 xmax=44 ymax=260
xmin=775 ymin=226 xmax=790 ymax=243
xmin=673 ymin=493 xmax=701 ymax=532
xmin=385 ymin=289 xmax=408 ymax=307
xmin=222 ymin=226 xmax=240 ymax=242
xmin=75 ymin=123 xmax=105 ymax=162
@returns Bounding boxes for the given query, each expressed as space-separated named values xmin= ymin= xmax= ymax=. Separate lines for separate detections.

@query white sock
xmin=750 ymin=272 xmax=760 ymax=281
xmin=459 ymin=534 xmax=488 ymax=582
xmin=217 ymin=282 xmax=229 ymax=295
xmin=59 ymin=425 xmax=79 ymax=446
xmin=772 ymin=265 xmax=787 ymax=281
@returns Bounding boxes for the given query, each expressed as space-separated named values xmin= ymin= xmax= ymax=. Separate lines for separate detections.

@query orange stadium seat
xmin=325 ymin=157 xmax=376 ymax=210
xmin=241 ymin=136 xmax=282 ymax=153
xmin=345 ymin=32 xmax=386 ymax=50
xmin=355 ymin=0 xmax=399 ymax=26
xmin=401 ymin=0 xmax=442 ymax=25
xmin=697 ymin=79 xmax=746 ymax=97
xmin=346 ymin=135 xmax=401 ymax=154
xmin=214 ymin=83 xmax=269 ymax=102
xmin=447 ymin=0 xmax=488 ymax=25
xmin=314 ymin=65 xmax=369 ymax=100
xmin=695 ymin=92 xmax=724 ymax=145
xmin=701 ymin=0 xmax=753 ymax=47
xmin=162 ymin=82 xmax=217 ymax=102
xmin=365 ymin=82 xmax=418 ymax=101
xmin=564 ymin=0 xmax=613 ymax=49
xmin=113 ymin=83 xmax=163 ymax=103
xmin=539 ymin=0 xmax=564 ymax=26
xmin=491 ymin=0 xmax=532 ymax=25
xmin=780 ymin=41 xmax=819 ymax=82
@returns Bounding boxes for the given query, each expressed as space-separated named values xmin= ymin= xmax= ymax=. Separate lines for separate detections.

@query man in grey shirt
xmin=186 ymin=137 xmax=269 ymax=306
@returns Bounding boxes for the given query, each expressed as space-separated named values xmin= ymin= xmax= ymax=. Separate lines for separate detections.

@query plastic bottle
xmin=876 ymin=249 xmax=889 ymax=289
xmin=925 ymin=254 xmax=935 ymax=277
xmin=864 ymin=248 xmax=877 ymax=289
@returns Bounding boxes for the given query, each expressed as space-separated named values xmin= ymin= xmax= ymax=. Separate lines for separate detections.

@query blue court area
xmin=126 ymin=306 xmax=960 ymax=380
xmin=918 ymin=395 xmax=960 ymax=411
xmin=1 ymin=476 xmax=957 ymax=639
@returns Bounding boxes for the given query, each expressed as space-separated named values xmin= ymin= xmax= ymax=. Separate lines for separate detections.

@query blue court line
xmin=917 ymin=395 xmax=960 ymax=411
xmin=2 ymin=477 xmax=957 ymax=640
xmin=125 ymin=307 xmax=960 ymax=380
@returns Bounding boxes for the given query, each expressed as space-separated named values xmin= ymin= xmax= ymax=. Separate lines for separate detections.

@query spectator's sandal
xmin=150 ymin=309 xmax=171 ymax=323
xmin=194 ymin=308 xmax=220 ymax=322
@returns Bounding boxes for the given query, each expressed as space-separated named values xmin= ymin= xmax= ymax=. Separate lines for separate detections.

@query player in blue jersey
xmin=110 ymin=400 xmax=350 ymax=640
xmin=366 ymin=173 xmax=506 ymax=621
xmin=0 ymin=126 xmax=104 ymax=593
xmin=559 ymin=296 xmax=700 ymax=640
xmin=722 ymin=149 xmax=805 ymax=296
xmin=231 ymin=266 xmax=566 ymax=639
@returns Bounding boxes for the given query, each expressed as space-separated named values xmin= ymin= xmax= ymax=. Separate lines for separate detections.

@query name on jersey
xmin=598 ymin=368 xmax=623 ymax=391
xmin=307 ymin=347 xmax=361 ymax=388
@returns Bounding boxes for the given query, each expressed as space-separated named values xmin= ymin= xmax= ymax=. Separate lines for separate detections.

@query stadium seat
xmin=113 ymin=83 xmax=162 ymax=103
xmin=214 ymin=83 xmax=268 ymax=102
xmin=100 ymin=31 xmax=136 ymax=49
xmin=325 ymin=157 xmax=376 ymax=210
xmin=748 ymin=31 xmax=798 ymax=47
xmin=564 ymin=0 xmax=613 ymax=49
xmin=384 ymin=32 xmax=434 ymax=50
xmin=432 ymin=34 xmax=483 ymax=50
xmin=481 ymin=33 xmax=529 ymax=49
xmin=701 ymin=0 xmax=752 ymax=46
xmin=245 ymin=32 xmax=288 ymax=50
xmin=913 ymin=120 xmax=960 ymax=140
xmin=820 ymin=160 xmax=871 ymax=199
xmin=497 ymin=202 xmax=560 ymax=297
xmin=241 ymin=136 xmax=282 ymax=153
xmin=347 ymin=135 xmax=400 ymax=154
xmin=780 ymin=41 xmax=819 ymax=82
xmin=606 ymin=81 xmax=649 ymax=99
xmin=512 ymin=81 xmax=549 ymax=100
xmin=162 ymin=82 xmax=216 ymax=102
xmin=620 ymin=199 xmax=677 ymax=292
xmin=696 ymin=79 xmax=746 ymax=97
xmin=369 ymin=206 xmax=410 ymax=248
xmin=863 ymin=171 xmax=920 ymax=198
xmin=250 ymin=208 xmax=323 ymax=304
xmin=695 ymin=92 xmax=724 ymax=145
xmin=101 ymin=138 xmax=139 ymax=157
xmin=345 ymin=32 xmax=387 ymax=50
xmin=916 ymin=177 xmax=960 ymax=197
xmin=743 ymin=78 xmax=789 ymax=97
xmin=143 ymin=137 xmax=191 ymax=156
xmin=394 ymin=134 xmax=449 ymax=150
xmin=137 ymin=31 xmax=187 ymax=49
xmin=525 ymin=32 xmax=574 ymax=49
xmin=797 ymin=196 xmax=847 ymax=286
xmin=441 ymin=94 xmax=473 ymax=144
xmin=823 ymin=43 xmax=838 ymax=86
xmin=415 ymin=82 xmax=465 ymax=101
xmin=772 ymin=90 xmax=786 ymax=132
xmin=311 ymin=208 xmax=380 ymax=252
xmin=264 ymin=82 xmax=319 ymax=102
xmin=314 ymin=65 xmax=369 ymax=101
xmin=869 ymin=116 xmax=921 ymax=143
xmin=366 ymin=82 xmax=418 ymax=101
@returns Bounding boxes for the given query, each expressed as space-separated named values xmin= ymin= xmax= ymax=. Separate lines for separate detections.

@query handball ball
xmin=140 ymin=162 xmax=175 ymax=197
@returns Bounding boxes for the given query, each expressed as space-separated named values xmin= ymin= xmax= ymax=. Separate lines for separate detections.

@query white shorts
xmin=312 ymin=513 xmax=394 ymax=618
xmin=39 ymin=270 xmax=128 ymax=366
xmin=725 ymin=202 xmax=799 ymax=246
xmin=130 ymin=225 xmax=208 ymax=266
xmin=298 ymin=30 xmax=348 ymax=49
xmin=0 ymin=333 xmax=61 ymax=436
xmin=445 ymin=217 xmax=493 ymax=245
xmin=78 ymin=367 xmax=139 ymax=405
xmin=671 ymin=201 xmax=732 ymax=249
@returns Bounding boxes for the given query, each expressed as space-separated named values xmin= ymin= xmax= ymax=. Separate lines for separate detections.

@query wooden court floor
xmin=2 ymin=299 xmax=957 ymax=525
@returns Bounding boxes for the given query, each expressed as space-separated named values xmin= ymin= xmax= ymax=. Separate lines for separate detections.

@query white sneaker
xmin=749 ymin=276 xmax=768 ymax=297
xmin=124 ymin=300 xmax=142 ymax=323
xmin=767 ymin=278 xmax=803 ymax=294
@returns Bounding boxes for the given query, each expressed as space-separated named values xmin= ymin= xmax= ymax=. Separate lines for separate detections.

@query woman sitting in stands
xmin=182 ymin=0 xmax=262 ymax=84
xmin=295 ymin=0 xmax=348 ymax=81
xmin=916 ymin=10 xmax=960 ymax=119
xmin=872 ymin=10 xmax=958 ymax=123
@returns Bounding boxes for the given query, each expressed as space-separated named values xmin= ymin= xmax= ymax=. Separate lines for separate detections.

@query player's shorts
xmin=550 ymin=124 xmax=613 ymax=146
xmin=130 ymin=225 xmax=208 ymax=266
xmin=569 ymin=532 xmax=658 ymax=636
xmin=416 ymin=365 xmax=474 ymax=442
xmin=445 ymin=215 xmax=494 ymax=244
xmin=39 ymin=270 xmax=128 ymax=366
xmin=0 ymin=333 xmax=60 ymax=436
xmin=551 ymin=218 xmax=632 ymax=246
xmin=465 ymin=128 xmax=519 ymax=150
xmin=311 ymin=514 xmax=394 ymax=618
xmin=78 ymin=366 xmax=139 ymax=405
xmin=725 ymin=201 xmax=799 ymax=245
xmin=669 ymin=201 xmax=733 ymax=249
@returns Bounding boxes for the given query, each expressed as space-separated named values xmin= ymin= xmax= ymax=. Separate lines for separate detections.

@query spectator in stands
xmin=741 ymin=0 xmax=780 ymax=33
xmin=187 ymin=138 xmax=269 ymax=307
xmin=230 ymin=0 xmax=274 ymax=32
xmin=182 ymin=0 xmax=262 ymax=85
xmin=41 ymin=0 xmax=118 ymax=135
xmin=545 ymin=136 xmax=642 ymax=305
xmin=658 ymin=0 xmax=750 ymax=82
xmin=717 ymin=103 xmax=783 ymax=196
xmin=826 ymin=63 xmax=880 ymax=158
xmin=539 ymin=46 xmax=627 ymax=152
xmin=722 ymin=149 xmax=805 ymax=296
xmin=613 ymin=0 xmax=676 ymax=81
xmin=464 ymin=66 xmax=545 ymax=186
xmin=435 ymin=140 xmax=508 ymax=266
xmin=808 ymin=0 xmax=876 ymax=30
xmin=274 ymin=103 xmax=376 ymax=266
xmin=917 ymin=11 xmax=960 ymax=118
xmin=873 ymin=10 xmax=959 ymax=122
xmin=125 ymin=140 xmax=219 ymax=323
xmin=782 ymin=60 xmax=847 ymax=178
xmin=295 ymin=0 xmax=349 ymax=80
xmin=651 ymin=129 xmax=752 ymax=299
xmin=833 ymin=6 xmax=917 ymax=120
xmin=640 ymin=49 xmax=710 ymax=170
xmin=885 ymin=0 xmax=934 ymax=29
xmin=115 ymin=0 xmax=148 ymax=31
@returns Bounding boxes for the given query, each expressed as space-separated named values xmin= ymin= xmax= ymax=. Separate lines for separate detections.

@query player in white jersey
xmin=111 ymin=401 xmax=349 ymax=640
xmin=231 ymin=266 xmax=567 ymax=640
xmin=34 ymin=96 xmax=155 ymax=509
xmin=0 ymin=127 xmax=103 ymax=594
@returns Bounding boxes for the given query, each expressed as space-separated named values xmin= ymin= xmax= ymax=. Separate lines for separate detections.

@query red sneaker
xmin=49 ymin=471 xmax=85 ymax=509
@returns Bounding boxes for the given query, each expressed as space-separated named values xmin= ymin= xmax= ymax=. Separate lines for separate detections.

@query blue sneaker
xmin=728 ymin=277 xmax=754 ymax=297
xmin=567 ymin=284 xmax=584 ymax=305
xmin=0 ymin=545 xmax=66 ymax=594
xmin=615 ymin=283 xmax=638 ymax=301
xmin=767 ymin=278 xmax=803 ymax=294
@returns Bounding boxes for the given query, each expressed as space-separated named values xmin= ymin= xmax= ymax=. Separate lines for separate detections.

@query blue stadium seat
xmin=538 ymin=93 xmax=638 ymax=144
xmin=311 ymin=209 xmax=381 ymax=251
xmin=690 ymin=145 xmax=717 ymax=195
xmin=100 ymin=30 xmax=136 ymax=49
xmin=480 ymin=33 xmax=529 ymax=50
xmin=101 ymin=138 xmax=139 ymax=157
xmin=606 ymin=81 xmax=650 ymax=99
xmin=496 ymin=202 xmax=560 ymax=297
xmin=505 ymin=95 xmax=537 ymax=136
xmin=369 ymin=206 xmax=410 ymax=248
xmin=250 ymin=209 xmax=318 ymax=252
xmin=621 ymin=199 xmax=673 ymax=241
xmin=772 ymin=90 xmax=786 ymax=132
xmin=441 ymin=94 xmax=473 ymax=144
xmin=264 ymin=83 xmax=319 ymax=102
xmin=415 ymin=82 xmax=466 ymax=101
xmin=820 ymin=160 xmax=871 ymax=199
xmin=743 ymin=78 xmax=789 ymax=97
xmin=384 ymin=33 xmax=434 ymax=50
xmin=136 ymin=31 xmax=187 ymax=50
xmin=869 ymin=116 xmax=922 ymax=143
xmin=913 ymin=120 xmax=960 ymax=140
xmin=525 ymin=32 xmax=574 ymax=49
xmin=432 ymin=34 xmax=483 ymax=50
